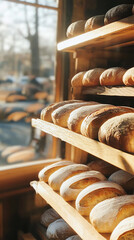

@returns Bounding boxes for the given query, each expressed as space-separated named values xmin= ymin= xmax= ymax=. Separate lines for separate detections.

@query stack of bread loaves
xmin=66 ymin=4 xmax=134 ymax=37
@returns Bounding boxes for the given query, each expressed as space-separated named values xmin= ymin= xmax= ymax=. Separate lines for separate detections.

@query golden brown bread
xmin=40 ymin=100 xmax=81 ymax=122
xmin=71 ymin=72 xmax=86 ymax=87
xmin=38 ymin=160 xmax=73 ymax=182
xmin=90 ymin=195 xmax=134 ymax=233
xmin=104 ymin=4 xmax=134 ymax=25
xmin=7 ymin=148 xmax=35 ymax=163
xmin=123 ymin=67 xmax=134 ymax=86
xmin=110 ymin=215 xmax=134 ymax=240
xmin=98 ymin=113 xmax=134 ymax=153
xmin=40 ymin=208 xmax=60 ymax=227
xmin=60 ymin=170 xmax=106 ymax=201
xmin=84 ymin=15 xmax=104 ymax=32
xmin=80 ymin=106 xmax=134 ymax=139
xmin=67 ymin=103 xmax=109 ymax=133
xmin=51 ymin=101 xmax=96 ymax=127
xmin=82 ymin=68 xmax=105 ymax=86
xmin=48 ymin=164 xmax=89 ymax=191
xmin=1 ymin=145 xmax=28 ymax=158
xmin=66 ymin=20 xmax=86 ymax=38
xmin=99 ymin=67 xmax=126 ymax=86
xmin=75 ymin=181 xmax=125 ymax=216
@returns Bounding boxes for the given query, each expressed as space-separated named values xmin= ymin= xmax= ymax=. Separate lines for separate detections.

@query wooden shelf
xmin=32 ymin=119 xmax=134 ymax=175
xmin=57 ymin=15 xmax=134 ymax=52
xmin=31 ymin=181 xmax=110 ymax=240
xmin=80 ymin=85 xmax=134 ymax=97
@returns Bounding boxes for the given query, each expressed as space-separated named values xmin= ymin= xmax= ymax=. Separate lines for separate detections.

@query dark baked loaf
xmin=66 ymin=20 xmax=86 ymax=38
xmin=40 ymin=208 xmax=60 ymax=227
xmin=85 ymin=15 xmax=104 ymax=32
xmin=104 ymin=4 xmax=134 ymax=25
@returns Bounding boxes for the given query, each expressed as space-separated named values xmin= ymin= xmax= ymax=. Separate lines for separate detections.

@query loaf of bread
xmin=110 ymin=215 xmax=134 ymax=240
xmin=40 ymin=208 xmax=60 ymax=227
xmin=41 ymin=100 xmax=81 ymax=122
xmin=123 ymin=67 xmax=134 ymax=86
xmin=7 ymin=148 xmax=35 ymax=163
xmin=75 ymin=181 xmax=125 ymax=216
xmin=66 ymin=235 xmax=82 ymax=240
xmin=108 ymin=170 xmax=134 ymax=193
xmin=6 ymin=111 xmax=27 ymax=122
xmin=68 ymin=103 xmax=109 ymax=133
xmin=99 ymin=67 xmax=126 ymax=86
xmin=98 ymin=113 xmax=134 ymax=153
xmin=52 ymin=101 xmax=96 ymax=127
xmin=82 ymin=68 xmax=105 ymax=86
xmin=81 ymin=106 xmax=134 ymax=139
xmin=84 ymin=15 xmax=104 ymax=32
xmin=90 ymin=195 xmax=134 ymax=233
xmin=104 ymin=4 xmax=134 ymax=25
xmin=66 ymin=20 xmax=86 ymax=38
xmin=38 ymin=160 xmax=73 ymax=182
xmin=71 ymin=72 xmax=86 ymax=87
xmin=48 ymin=164 xmax=89 ymax=191
xmin=87 ymin=159 xmax=119 ymax=177
xmin=6 ymin=94 xmax=26 ymax=102
xmin=1 ymin=145 xmax=28 ymax=158
xmin=46 ymin=219 xmax=75 ymax=239
xmin=60 ymin=170 xmax=106 ymax=201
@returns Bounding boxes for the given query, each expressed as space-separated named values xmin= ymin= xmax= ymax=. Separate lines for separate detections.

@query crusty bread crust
xmin=71 ymin=72 xmax=86 ymax=87
xmin=85 ymin=15 xmax=104 ymax=32
xmin=83 ymin=68 xmax=105 ymax=86
xmin=123 ymin=67 xmax=134 ymax=86
xmin=100 ymin=67 xmax=126 ymax=86
xmin=66 ymin=20 xmax=86 ymax=38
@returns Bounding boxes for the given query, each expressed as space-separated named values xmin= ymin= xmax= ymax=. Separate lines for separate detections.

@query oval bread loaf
xmin=87 ymin=159 xmax=119 ymax=177
xmin=40 ymin=100 xmax=81 ymax=122
xmin=7 ymin=148 xmax=35 ymax=163
xmin=104 ymin=4 xmax=134 ymax=25
xmin=71 ymin=72 xmax=86 ymax=87
xmin=48 ymin=164 xmax=89 ymax=191
xmin=40 ymin=208 xmax=60 ymax=227
xmin=110 ymin=215 xmax=134 ymax=240
xmin=60 ymin=170 xmax=106 ymax=201
xmin=108 ymin=170 xmax=134 ymax=193
xmin=75 ymin=181 xmax=125 ymax=216
xmin=82 ymin=68 xmax=105 ymax=86
xmin=38 ymin=160 xmax=73 ymax=182
xmin=98 ymin=113 xmax=134 ymax=153
xmin=99 ymin=67 xmax=126 ymax=86
xmin=85 ymin=15 xmax=104 ymax=32
xmin=1 ymin=145 xmax=27 ymax=158
xmin=52 ymin=101 xmax=96 ymax=127
xmin=66 ymin=235 xmax=82 ymax=240
xmin=68 ymin=103 xmax=109 ymax=133
xmin=90 ymin=195 xmax=134 ymax=233
xmin=46 ymin=218 xmax=75 ymax=240
xmin=123 ymin=67 xmax=134 ymax=86
xmin=66 ymin=20 xmax=86 ymax=38
xmin=81 ymin=106 xmax=134 ymax=139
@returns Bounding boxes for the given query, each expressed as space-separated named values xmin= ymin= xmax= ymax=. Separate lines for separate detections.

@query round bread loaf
xmin=110 ymin=215 xmax=134 ymax=240
xmin=66 ymin=235 xmax=82 ymax=240
xmin=46 ymin=218 xmax=75 ymax=239
xmin=71 ymin=72 xmax=86 ymax=87
xmin=38 ymin=160 xmax=73 ymax=182
xmin=85 ymin=15 xmax=104 ymax=32
xmin=60 ymin=170 xmax=106 ymax=201
xmin=75 ymin=181 xmax=125 ymax=216
xmin=40 ymin=208 xmax=60 ymax=227
xmin=90 ymin=195 xmax=134 ymax=233
xmin=68 ymin=103 xmax=109 ymax=133
xmin=104 ymin=4 xmax=134 ymax=25
xmin=123 ymin=67 xmax=134 ymax=86
xmin=99 ymin=67 xmax=126 ymax=86
xmin=98 ymin=113 xmax=134 ymax=153
xmin=82 ymin=68 xmax=105 ymax=86
xmin=81 ymin=106 xmax=134 ymax=139
xmin=108 ymin=170 xmax=134 ymax=193
xmin=66 ymin=20 xmax=86 ymax=38
xmin=40 ymin=100 xmax=81 ymax=122
xmin=48 ymin=164 xmax=89 ymax=191
xmin=52 ymin=101 xmax=96 ymax=127
xmin=87 ymin=159 xmax=119 ymax=177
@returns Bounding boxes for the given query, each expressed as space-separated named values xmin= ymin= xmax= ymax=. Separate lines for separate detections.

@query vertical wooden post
xmin=0 ymin=202 xmax=3 ymax=240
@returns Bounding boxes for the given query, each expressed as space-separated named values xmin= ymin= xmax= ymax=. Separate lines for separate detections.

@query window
xmin=0 ymin=0 xmax=58 ymax=166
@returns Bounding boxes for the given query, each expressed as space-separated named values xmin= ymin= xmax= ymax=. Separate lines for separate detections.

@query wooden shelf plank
xmin=81 ymin=86 xmax=134 ymax=97
xmin=57 ymin=15 xmax=134 ymax=52
xmin=32 ymin=119 xmax=134 ymax=175
xmin=31 ymin=181 xmax=109 ymax=240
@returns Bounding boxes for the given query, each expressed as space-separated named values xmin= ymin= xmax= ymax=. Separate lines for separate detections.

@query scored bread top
xmin=90 ymin=195 xmax=134 ymax=233
xmin=71 ymin=72 xmax=86 ymax=87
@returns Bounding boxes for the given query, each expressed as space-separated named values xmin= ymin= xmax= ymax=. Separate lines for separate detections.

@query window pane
xmin=0 ymin=1 xmax=57 ymax=165
xmin=16 ymin=0 xmax=58 ymax=7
